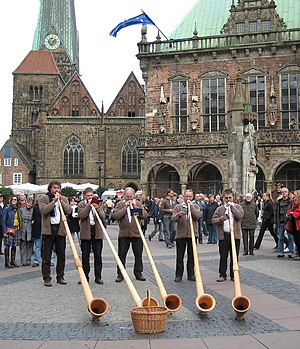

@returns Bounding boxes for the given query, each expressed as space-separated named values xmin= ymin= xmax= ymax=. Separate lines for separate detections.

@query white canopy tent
xmin=6 ymin=182 xmax=45 ymax=194
xmin=6 ymin=182 xmax=99 ymax=194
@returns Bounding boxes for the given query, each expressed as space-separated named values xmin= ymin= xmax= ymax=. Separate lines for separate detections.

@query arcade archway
xmin=274 ymin=161 xmax=300 ymax=191
xmin=147 ymin=164 xmax=180 ymax=198
xmin=187 ymin=163 xmax=222 ymax=195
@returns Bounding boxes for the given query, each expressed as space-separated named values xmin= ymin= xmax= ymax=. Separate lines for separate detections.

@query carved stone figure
xmin=242 ymin=122 xmax=257 ymax=194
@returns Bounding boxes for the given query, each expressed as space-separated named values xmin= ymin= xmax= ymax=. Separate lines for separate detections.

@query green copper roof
xmin=32 ymin=0 xmax=79 ymax=68
xmin=170 ymin=0 xmax=300 ymax=39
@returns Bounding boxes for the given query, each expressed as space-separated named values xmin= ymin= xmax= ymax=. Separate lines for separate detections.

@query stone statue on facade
xmin=242 ymin=122 xmax=257 ymax=194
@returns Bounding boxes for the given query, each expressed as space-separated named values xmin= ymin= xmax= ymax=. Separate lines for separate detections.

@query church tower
xmin=32 ymin=0 xmax=79 ymax=73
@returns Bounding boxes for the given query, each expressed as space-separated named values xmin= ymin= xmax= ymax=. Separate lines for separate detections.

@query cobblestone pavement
xmin=0 ymin=223 xmax=300 ymax=348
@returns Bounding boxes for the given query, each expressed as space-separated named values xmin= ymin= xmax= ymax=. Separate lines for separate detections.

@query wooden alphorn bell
xmin=188 ymin=203 xmax=216 ymax=314
xmin=90 ymin=205 xmax=157 ymax=307
xmin=58 ymin=200 xmax=109 ymax=320
xmin=130 ymin=204 xmax=182 ymax=312
xmin=228 ymin=206 xmax=251 ymax=319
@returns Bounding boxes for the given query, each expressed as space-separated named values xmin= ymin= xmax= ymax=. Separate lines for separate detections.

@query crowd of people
xmin=0 ymin=182 xmax=299 ymax=288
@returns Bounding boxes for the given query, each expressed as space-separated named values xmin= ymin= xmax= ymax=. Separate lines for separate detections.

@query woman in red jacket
xmin=287 ymin=189 xmax=300 ymax=260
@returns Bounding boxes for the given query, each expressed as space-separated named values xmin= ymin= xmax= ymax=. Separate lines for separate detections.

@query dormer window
xmin=262 ymin=20 xmax=272 ymax=31
xmin=249 ymin=21 xmax=258 ymax=32
xmin=237 ymin=22 xmax=245 ymax=34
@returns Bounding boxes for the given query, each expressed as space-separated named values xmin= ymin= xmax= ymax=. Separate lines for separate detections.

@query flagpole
xmin=141 ymin=9 xmax=169 ymax=40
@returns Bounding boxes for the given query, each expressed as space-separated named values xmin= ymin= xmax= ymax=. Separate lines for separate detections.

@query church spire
xmin=32 ymin=0 xmax=79 ymax=70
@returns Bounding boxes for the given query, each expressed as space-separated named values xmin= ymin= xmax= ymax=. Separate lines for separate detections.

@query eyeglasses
xmin=12 ymin=198 xmax=17 ymax=201
xmin=224 ymin=196 xmax=232 ymax=199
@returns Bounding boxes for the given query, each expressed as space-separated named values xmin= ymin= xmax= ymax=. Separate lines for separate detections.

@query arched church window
xmin=121 ymin=137 xmax=140 ymax=176
xmin=63 ymin=136 xmax=84 ymax=177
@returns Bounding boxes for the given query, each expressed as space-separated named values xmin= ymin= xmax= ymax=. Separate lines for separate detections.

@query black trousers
xmin=42 ymin=224 xmax=66 ymax=281
xmin=117 ymin=237 xmax=143 ymax=277
xmin=218 ymin=232 xmax=240 ymax=279
xmin=175 ymin=237 xmax=195 ymax=279
xmin=254 ymin=220 xmax=278 ymax=249
xmin=242 ymin=228 xmax=255 ymax=253
xmin=80 ymin=227 xmax=103 ymax=280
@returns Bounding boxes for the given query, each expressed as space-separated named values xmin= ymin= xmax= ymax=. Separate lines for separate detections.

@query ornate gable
xmin=49 ymin=72 xmax=100 ymax=117
xmin=106 ymin=72 xmax=145 ymax=117
xmin=221 ymin=0 xmax=286 ymax=35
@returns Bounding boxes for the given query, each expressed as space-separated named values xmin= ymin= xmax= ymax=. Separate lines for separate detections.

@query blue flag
xmin=109 ymin=12 xmax=155 ymax=37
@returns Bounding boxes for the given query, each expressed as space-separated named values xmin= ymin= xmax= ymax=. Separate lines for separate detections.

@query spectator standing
xmin=68 ymin=197 xmax=80 ymax=244
xmin=241 ymin=193 xmax=259 ymax=255
xmin=160 ymin=189 xmax=176 ymax=249
xmin=275 ymin=187 xmax=293 ymax=258
xmin=0 ymin=193 xmax=6 ymax=255
xmin=192 ymin=193 xmax=206 ymax=244
xmin=254 ymin=193 xmax=278 ymax=250
xmin=212 ymin=189 xmax=244 ymax=282
xmin=148 ymin=198 xmax=164 ymax=241
xmin=32 ymin=198 xmax=42 ymax=267
xmin=20 ymin=198 xmax=34 ymax=266
xmin=287 ymin=189 xmax=300 ymax=260
xmin=2 ymin=196 xmax=22 ymax=268
xmin=204 ymin=194 xmax=218 ymax=244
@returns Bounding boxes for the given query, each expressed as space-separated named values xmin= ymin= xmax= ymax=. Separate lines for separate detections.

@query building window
xmin=14 ymin=158 xmax=19 ymax=167
xmin=4 ymin=158 xmax=11 ymax=167
xmin=249 ymin=21 xmax=257 ymax=32
xmin=281 ymin=73 xmax=300 ymax=130
xmin=0 ymin=173 xmax=2 ymax=184
xmin=29 ymin=86 xmax=42 ymax=101
xmin=261 ymin=20 xmax=271 ymax=31
xmin=63 ymin=136 xmax=84 ymax=177
xmin=172 ymin=80 xmax=187 ymax=132
xmin=121 ymin=137 xmax=140 ymax=176
xmin=13 ymin=173 xmax=22 ymax=184
xmin=237 ymin=22 xmax=245 ymax=34
xmin=202 ymin=78 xmax=226 ymax=132
xmin=248 ymin=76 xmax=266 ymax=128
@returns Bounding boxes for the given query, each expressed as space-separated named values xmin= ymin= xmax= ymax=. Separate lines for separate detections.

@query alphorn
xmin=188 ymin=203 xmax=216 ymax=314
xmin=130 ymin=204 xmax=182 ymax=312
xmin=58 ymin=200 xmax=108 ymax=320
xmin=228 ymin=206 xmax=251 ymax=319
xmin=90 ymin=205 xmax=157 ymax=307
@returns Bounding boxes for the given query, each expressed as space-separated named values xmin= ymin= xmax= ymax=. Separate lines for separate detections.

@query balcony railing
xmin=138 ymin=29 xmax=300 ymax=54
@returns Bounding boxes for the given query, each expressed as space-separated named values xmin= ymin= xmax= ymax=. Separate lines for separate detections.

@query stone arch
xmin=147 ymin=163 xmax=181 ymax=198
xmin=125 ymin=182 xmax=138 ymax=192
xmin=271 ymin=160 xmax=300 ymax=192
xmin=187 ymin=162 xmax=223 ymax=195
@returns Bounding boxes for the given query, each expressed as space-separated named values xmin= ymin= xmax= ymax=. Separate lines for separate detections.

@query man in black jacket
xmin=254 ymin=192 xmax=278 ymax=250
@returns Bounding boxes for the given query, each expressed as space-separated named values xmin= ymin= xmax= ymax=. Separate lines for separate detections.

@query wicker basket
xmin=131 ymin=305 xmax=168 ymax=334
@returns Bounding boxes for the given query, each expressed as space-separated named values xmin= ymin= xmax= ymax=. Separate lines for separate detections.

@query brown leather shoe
xmin=216 ymin=276 xmax=226 ymax=282
xmin=44 ymin=279 xmax=52 ymax=287
xmin=57 ymin=277 xmax=67 ymax=285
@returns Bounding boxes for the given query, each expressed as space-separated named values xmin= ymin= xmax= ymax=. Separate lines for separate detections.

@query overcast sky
xmin=0 ymin=0 xmax=197 ymax=148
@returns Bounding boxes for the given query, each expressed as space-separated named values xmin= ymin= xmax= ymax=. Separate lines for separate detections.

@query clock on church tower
xmin=44 ymin=34 xmax=60 ymax=50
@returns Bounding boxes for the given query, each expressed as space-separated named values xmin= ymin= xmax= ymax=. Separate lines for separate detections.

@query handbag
xmin=284 ymin=216 xmax=294 ymax=234
xmin=6 ymin=227 xmax=16 ymax=236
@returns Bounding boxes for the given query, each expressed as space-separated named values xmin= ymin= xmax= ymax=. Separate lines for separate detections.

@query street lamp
xmin=96 ymin=160 xmax=104 ymax=189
